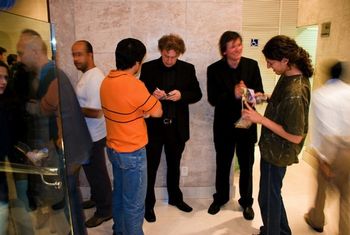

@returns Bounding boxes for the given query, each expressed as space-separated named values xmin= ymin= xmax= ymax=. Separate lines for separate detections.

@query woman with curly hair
xmin=243 ymin=35 xmax=314 ymax=235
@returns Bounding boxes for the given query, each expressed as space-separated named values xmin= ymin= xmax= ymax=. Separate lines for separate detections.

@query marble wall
xmin=49 ymin=0 xmax=243 ymax=197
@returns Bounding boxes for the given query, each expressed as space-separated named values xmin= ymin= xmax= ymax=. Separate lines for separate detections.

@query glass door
xmin=0 ymin=10 xmax=73 ymax=235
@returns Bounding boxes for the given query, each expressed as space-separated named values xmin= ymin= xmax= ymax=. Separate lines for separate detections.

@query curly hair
xmin=158 ymin=34 xmax=186 ymax=55
xmin=262 ymin=35 xmax=314 ymax=78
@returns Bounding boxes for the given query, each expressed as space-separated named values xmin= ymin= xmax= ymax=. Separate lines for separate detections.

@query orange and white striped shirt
xmin=100 ymin=70 xmax=161 ymax=152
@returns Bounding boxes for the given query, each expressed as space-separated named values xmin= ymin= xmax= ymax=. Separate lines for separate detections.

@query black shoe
xmin=169 ymin=201 xmax=193 ymax=212
xmin=144 ymin=208 xmax=156 ymax=222
xmin=27 ymin=194 xmax=37 ymax=211
xmin=252 ymin=225 xmax=264 ymax=235
xmin=52 ymin=198 xmax=65 ymax=211
xmin=304 ymin=213 xmax=324 ymax=233
xmin=85 ymin=214 xmax=112 ymax=228
xmin=243 ymin=207 xmax=254 ymax=220
xmin=82 ymin=200 xmax=96 ymax=209
xmin=208 ymin=202 xmax=221 ymax=215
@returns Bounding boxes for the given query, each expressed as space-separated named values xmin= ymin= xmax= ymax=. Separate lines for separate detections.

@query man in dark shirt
xmin=140 ymin=34 xmax=202 ymax=223
xmin=207 ymin=31 xmax=264 ymax=220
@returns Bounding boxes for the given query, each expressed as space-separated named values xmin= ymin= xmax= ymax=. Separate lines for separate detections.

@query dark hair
xmin=7 ymin=54 xmax=17 ymax=66
xmin=158 ymin=34 xmax=186 ymax=55
xmin=262 ymin=35 xmax=314 ymax=78
xmin=0 ymin=46 xmax=6 ymax=55
xmin=219 ymin=31 xmax=242 ymax=57
xmin=75 ymin=40 xmax=93 ymax=54
xmin=330 ymin=61 xmax=342 ymax=79
xmin=0 ymin=60 xmax=9 ymax=76
xmin=0 ymin=60 xmax=15 ymax=106
xmin=0 ymin=60 xmax=10 ymax=96
xmin=115 ymin=38 xmax=146 ymax=70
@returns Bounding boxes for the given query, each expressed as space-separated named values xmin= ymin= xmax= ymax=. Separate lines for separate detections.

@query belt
xmin=163 ymin=118 xmax=173 ymax=125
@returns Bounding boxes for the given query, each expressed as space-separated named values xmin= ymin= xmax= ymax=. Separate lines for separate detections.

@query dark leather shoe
xmin=243 ymin=207 xmax=254 ymax=220
xmin=52 ymin=198 xmax=65 ymax=211
xmin=85 ymin=215 xmax=112 ymax=228
xmin=145 ymin=208 xmax=156 ymax=222
xmin=169 ymin=201 xmax=193 ymax=212
xmin=208 ymin=202 xmax=221 ymax=215
xmin=304 ymin=213 xmax=323 ymax=232
xmin=82 ymin=200 xmax=96 ymax=209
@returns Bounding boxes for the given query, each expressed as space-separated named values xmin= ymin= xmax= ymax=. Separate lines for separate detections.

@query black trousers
xmin=213 ymin=137 xmax=255 ymax=208
xmin=82 ymin=137 xmax=112 ymax=217
xmin=145 ymin=123 xmax=186 ymax=210
xmin=67 ymin=164 xmax=87 ymax=235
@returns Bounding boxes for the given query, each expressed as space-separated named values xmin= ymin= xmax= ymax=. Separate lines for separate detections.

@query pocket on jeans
xmin=118 ymin=153 xmax=138 ymax=169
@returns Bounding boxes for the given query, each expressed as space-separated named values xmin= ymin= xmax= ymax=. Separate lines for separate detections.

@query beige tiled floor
xmin=86 ymin=155 xmax=339 ymax=235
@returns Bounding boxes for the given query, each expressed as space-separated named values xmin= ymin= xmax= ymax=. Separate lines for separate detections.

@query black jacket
xmin=140 ymin=58 xmax=202 ymax=142
xmin=207 ymin=57 xmax=264 ymax=143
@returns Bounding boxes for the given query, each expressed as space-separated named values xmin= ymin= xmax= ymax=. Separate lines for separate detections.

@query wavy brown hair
xmin=262 ymin=35 xmax=314 ymax=78
xmin=158 ymin=34 xmax=186 ymax=55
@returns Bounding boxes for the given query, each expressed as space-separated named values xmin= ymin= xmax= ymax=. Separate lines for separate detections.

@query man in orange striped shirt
xmin=100 ymin=38 xmax=162 ymax=235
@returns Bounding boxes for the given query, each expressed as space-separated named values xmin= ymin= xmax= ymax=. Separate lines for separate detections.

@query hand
xmin=255 ymin=92 xmax=270 ymax=104
xmin=234 ymin=80 xmax=247 ymax=99
xmin=153 ymin=88 xmax=167 ymax=100
xmin=242 ymin=101 xmax=264 ymax=124
xmin=318 ymin=159 xmax=334 ymax=179
xmin=165 ymin=89 xmax=181 ymax=101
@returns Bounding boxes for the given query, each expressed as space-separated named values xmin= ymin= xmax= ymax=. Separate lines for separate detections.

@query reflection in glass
xmin=0 ymin=10 xmax=72 ymax=235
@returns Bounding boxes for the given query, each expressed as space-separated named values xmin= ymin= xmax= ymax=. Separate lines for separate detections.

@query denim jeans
xmin=107 ymin=147 xmax=147 ymax=235
xmin=258 ymin=159 xmax=291 ymax=235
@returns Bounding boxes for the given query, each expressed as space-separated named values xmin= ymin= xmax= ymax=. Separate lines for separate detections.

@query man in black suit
xmin=207 ymin=31 xmax=264 ymax=220
xmin=140 ymin=34 xmax=202 ymax=223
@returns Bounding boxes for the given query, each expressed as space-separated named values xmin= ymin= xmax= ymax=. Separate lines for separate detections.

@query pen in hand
xmin=155 ymin=87 xmax=167 ymax=100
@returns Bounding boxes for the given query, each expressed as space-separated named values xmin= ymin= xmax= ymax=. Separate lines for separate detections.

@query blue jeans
xmin=107 ymin=147 xmax=147 ymax=235
xmin=258 ymin=159 xmax=291 ymax=235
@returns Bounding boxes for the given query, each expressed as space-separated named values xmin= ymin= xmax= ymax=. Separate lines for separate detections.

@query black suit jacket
xmin=58 ymin=69 xmax=92 ymax=167
xmin=140 ymin=58 xmax=202 ymax=143
xmin=207 ymin=57 xmax=264 ymax=143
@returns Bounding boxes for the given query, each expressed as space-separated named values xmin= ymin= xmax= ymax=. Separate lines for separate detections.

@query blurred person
xmin=0 ymin=60 xmax=33 ymax=235
xmin=139 ymin=34 xmax=202 ymax=222
xmin=242 ymin=35 xmax=313 ymax=235
xmin=206 ymin=31 xmax=264 ymax=219
xmin=100 ymin=38 xmax=162 ymax=235
xmin=6 ymin=54 xmax=18 ymax=83
xmin=0 ymin=61 xmax=12 ymax=235
xmin=304 ymin=61 xmax=350 ymax=235
xmin=71 ymin=40 xmax=112 ymax=228
xmin=0 ymin=61 xmax=9 ymax=94
xmin=7 ymin=54 xmax=17 ymax=67
xmin=1 ymin=58 xmax=36 ymax=235
xmin=17 ymin=29 xmax=92 ymax=235
xmin=17 ymin=29 xmax=65 ymax=224
xmin=0 ymin=47 xmax=6 ymax=62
